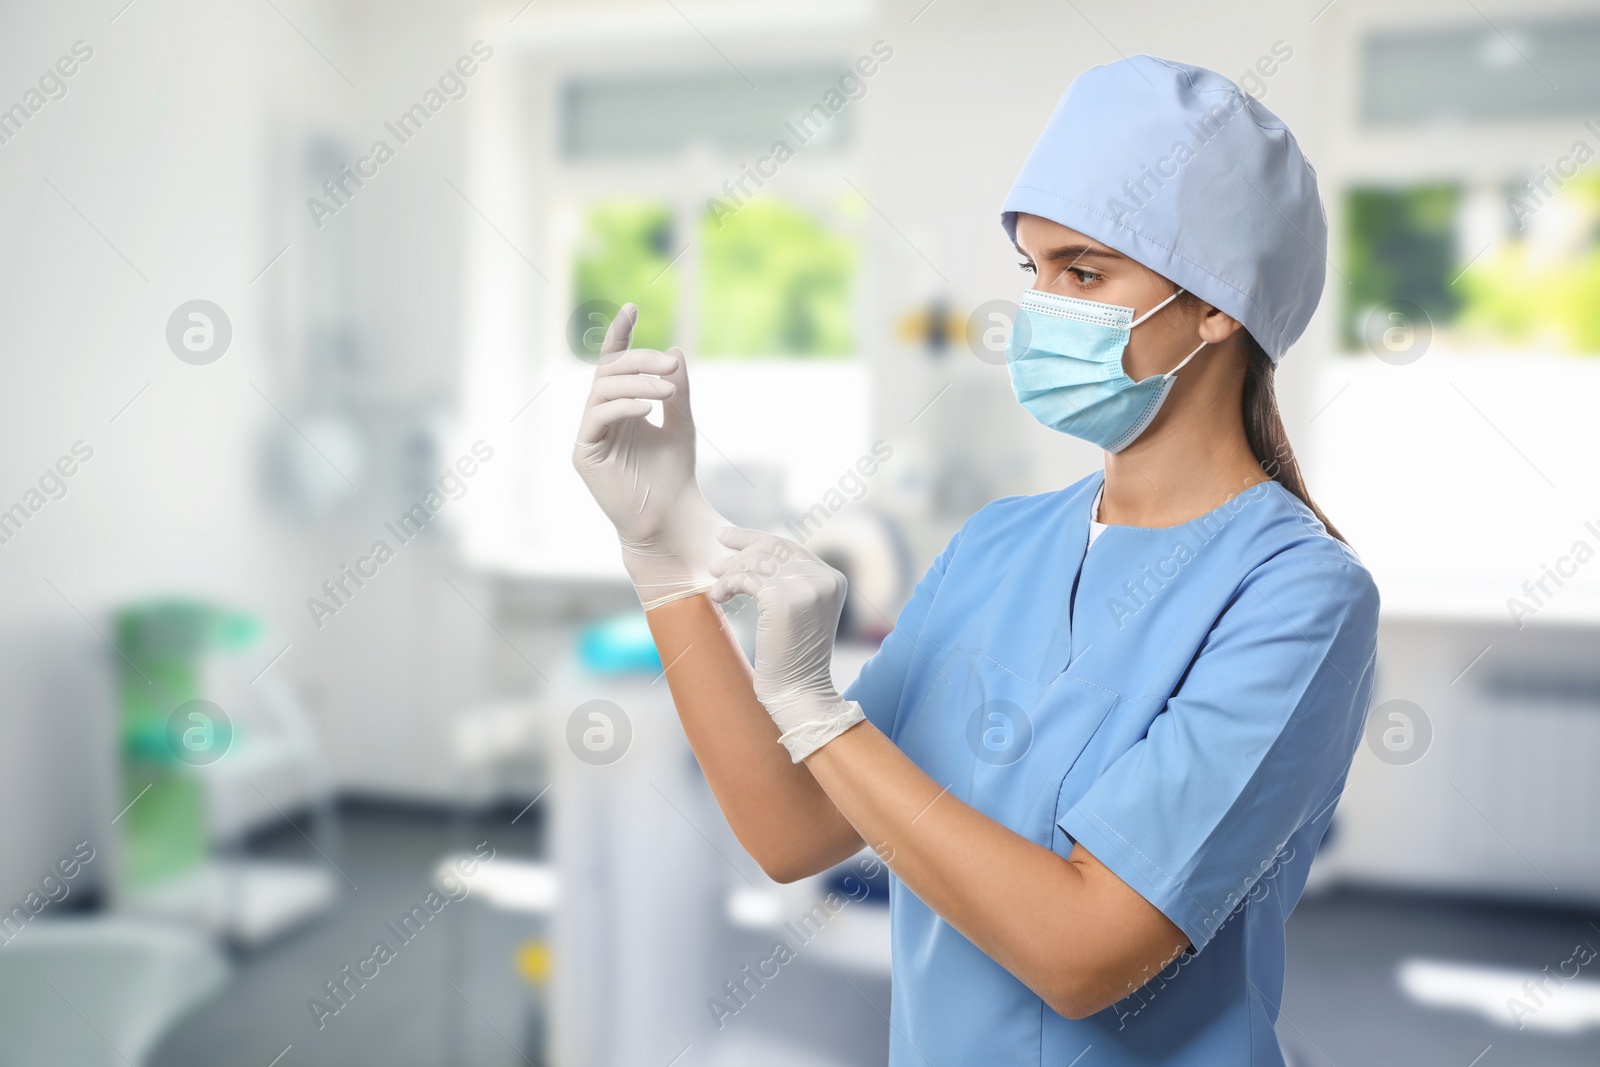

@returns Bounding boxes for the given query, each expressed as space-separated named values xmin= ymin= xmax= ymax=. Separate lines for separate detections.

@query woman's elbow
xmin=748 ymin=845 xmax=834 ymax=884
xmin=743 ymin=830 xmax=863 ymax=884
xmin=1049 ymin=995 xmax=1111 ymax=1022
xmin=1043 ymin=988 xmax=1102 ymax=1022
xmin=755 ymin=856 xmax=812 ymax=884
xmin=1040 ymin=966 xmax=1129 ymax=1022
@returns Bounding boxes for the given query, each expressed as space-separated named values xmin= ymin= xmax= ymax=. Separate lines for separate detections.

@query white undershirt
xmin=1088 ymin=484 xmax=1108 ymax=548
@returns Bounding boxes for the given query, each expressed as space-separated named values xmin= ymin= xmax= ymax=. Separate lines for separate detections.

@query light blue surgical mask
xmin=1006 ymin=286 xmax=1207 ymax=452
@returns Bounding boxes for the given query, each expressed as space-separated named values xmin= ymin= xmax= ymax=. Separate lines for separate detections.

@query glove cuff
xmin=776 ymin=699 xmax=867 ymax=763
xmin=637 ymin=581 xmax=715 ymax=612
xmin=620 ymin=486 xmax=729 ymax=611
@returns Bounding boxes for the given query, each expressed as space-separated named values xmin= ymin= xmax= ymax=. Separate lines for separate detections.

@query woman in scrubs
xmin=573 ymin=55 xmax=1378 ymax=1065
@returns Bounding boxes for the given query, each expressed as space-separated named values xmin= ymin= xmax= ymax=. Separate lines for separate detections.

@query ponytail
xmin=1240 ymin=334 xmax=1348 ymax=545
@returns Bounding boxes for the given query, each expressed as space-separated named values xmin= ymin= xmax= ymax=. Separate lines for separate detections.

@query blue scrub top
xmin=841 ymin=470 xmax=1379 ymax=1065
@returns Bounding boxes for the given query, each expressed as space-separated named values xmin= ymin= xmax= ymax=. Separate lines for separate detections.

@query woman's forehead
xmin=1015 ymin=213 xmax=1092 ymax=245
xmin=1014 ymin=214 xmax=1131 ymax=266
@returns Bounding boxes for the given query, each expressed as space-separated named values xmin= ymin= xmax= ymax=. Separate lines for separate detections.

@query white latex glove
xmin=572 ymin=303 xmax=730 ymax=610
xmin=707 ymin=526 xmax=866 ymax=762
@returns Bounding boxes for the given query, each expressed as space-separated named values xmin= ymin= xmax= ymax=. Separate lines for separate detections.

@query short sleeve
xmin=840 ymin=522 xmax=966 ymax=736
xmin=1057 ymin=556 xmax=1380 ymax=953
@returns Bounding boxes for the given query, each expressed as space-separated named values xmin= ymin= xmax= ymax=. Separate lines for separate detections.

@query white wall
xmin=0 ymin=0 xmax=348 ymax=892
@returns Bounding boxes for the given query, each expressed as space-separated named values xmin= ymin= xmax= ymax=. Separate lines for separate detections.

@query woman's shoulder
xmin=1239 ymin=482 xmax=1380 ymax=615
xmin=951 ymin=475 xmax=1377 ymax=603
xmin=1248 ymin=481 xmax=1369 ymax=565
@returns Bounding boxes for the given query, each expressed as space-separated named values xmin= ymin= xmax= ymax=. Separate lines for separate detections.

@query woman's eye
xmin=1018 ymin=261 xmax=1037 ymax=274
xmin=1067 ymin=267 xmax=1103 ymax=284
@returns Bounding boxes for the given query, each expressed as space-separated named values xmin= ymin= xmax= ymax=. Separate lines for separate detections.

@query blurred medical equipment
xmin=802 ymin=506 xmax=913 ymax=644
xmin=0 ymin=917 xmax=228 ymax=1067
xmin=114 ymin=601 xmax=338 ymax=947
xmin=0 ymin=625 xmax=117 ymax=914
xmin=435 ymin=850 xmax=558 ymax=1067
xmin=261 ymin=412 xmax=367 ymax=520
xmin=547 ymin=613 xmax=723 ymax=1066
xmin=539 ymin=611 xmax=892 ymax=1066
xmin=450 ymin=698 xmax=550 ymax=810
xmin=1323 ymin=617 xmax=1600 ymax=907
xmin=894 ymin=298 xmax=965 ymax=356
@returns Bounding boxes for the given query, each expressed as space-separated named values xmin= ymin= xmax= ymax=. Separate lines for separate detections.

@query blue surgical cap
xmin=1001 ymin=55 xmax=1326 ymax=362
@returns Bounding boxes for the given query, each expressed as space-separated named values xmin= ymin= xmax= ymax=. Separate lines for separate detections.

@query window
xmin=1342 ymin=176 xmax=1600 ymax=355
xmin=572 ymin=200 xmax=679 ymax=352
xmin=1361 ymin=13 xmax=1600 ymax=126
xmin=457 ymin=51 xmax=876 ymax=578
xmin=699 ymin=196 xmax=857 ymax=359
xmin=572 ymin=193 xmax=859 ymax=361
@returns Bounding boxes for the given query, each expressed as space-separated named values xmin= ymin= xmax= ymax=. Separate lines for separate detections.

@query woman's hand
xmin=707 ymin=527 xmax=866 ymax=761
xmin=572 ymin=303 xmax=729 ymax=609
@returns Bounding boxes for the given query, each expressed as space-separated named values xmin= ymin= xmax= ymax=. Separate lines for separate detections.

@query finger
xmin=715 ymin=525 xmax=771 ymax=551
xmin=576 ymin=397 xmax=653 ymax=445
xmin=658 ymin=345 xmax=695 ymax=433
xmin=716 ymin=527 xmax=804 ymax=574
xmin=593 ymin=346 xmax=679 ymax=380
xmin=589 ymin=373 xmax=676 ymax=405
xmin=711 ymin=544 xmax=792 ymax=587
xmin=708 ymin=545 xmax=765 ymax=579
xmin=709 ymin=569 xmax=764 ymax=604
xmin=597 ymin=303 xmax=637 ymax=361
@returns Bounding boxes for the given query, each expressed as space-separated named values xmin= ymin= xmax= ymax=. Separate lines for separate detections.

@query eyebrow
xmin=1013 ymin=241 xmax=1126 ymax=266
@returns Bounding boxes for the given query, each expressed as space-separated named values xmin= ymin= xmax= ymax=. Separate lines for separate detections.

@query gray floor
xmin=149 ymin=806 xmax=1600 ymax=1066
xmin=1280 ymin=888 xmax=1600 ymax=1067
xmin=151 ymin=803 xmax=556 ymax=1067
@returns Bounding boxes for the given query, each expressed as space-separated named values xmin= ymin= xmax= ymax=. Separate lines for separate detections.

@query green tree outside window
xmin=699 ymin=197 xmax=855 ymax=359
xmin=573 ymin=200 xmax=677 ymax=353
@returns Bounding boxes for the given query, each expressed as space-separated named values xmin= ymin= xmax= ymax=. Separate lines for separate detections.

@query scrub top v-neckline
xmin=1067 ymin=473 xmax=1112 ymax=668
xmin=1062 ymin=475 xmax=1105 ymax=673
xmin=1087 ymin=482 xmax=1108 ymax=548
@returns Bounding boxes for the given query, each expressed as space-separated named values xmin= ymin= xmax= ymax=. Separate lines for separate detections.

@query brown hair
xmin=1240 ymin=333 xmax=1348 ymax=544
xmin=1178 ymin=292 xmax=1347 ymax=544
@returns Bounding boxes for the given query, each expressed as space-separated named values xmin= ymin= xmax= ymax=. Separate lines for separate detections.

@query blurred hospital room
xmin=2 ymin=0 xmax=1600 ymax=1062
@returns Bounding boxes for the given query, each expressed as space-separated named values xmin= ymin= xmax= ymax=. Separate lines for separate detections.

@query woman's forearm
xmin=805 ymin=721 xmax=1188 ymax=1018
xmin=647 ymin=547 xmax=1186 ymax=1015
xmin=643 ymin=592 xmax=865 ymax=881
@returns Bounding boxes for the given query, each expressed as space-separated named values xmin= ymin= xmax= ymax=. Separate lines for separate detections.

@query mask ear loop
xmin=1163 ymin=339 xmax=1209 ymax=380
xmin=1129 ymin=287 xmax=1185 ymax=328
xmin=1129 ymin=287 xmax=1209 ymax=379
